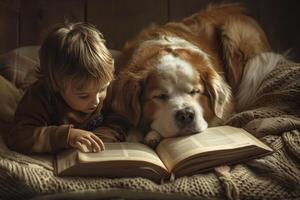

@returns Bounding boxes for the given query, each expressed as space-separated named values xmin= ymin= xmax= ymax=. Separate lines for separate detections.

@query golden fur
xmin=107 ymin=4 xmax=271 ymax=146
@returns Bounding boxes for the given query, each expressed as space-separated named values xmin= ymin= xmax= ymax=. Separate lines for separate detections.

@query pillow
xmin=0 ymin=75 xmax=22 ymax=135
xmin=0 ymin=75 xmax=22 ymax=123
xmin=0 ymin=46 xmax=40 ymax=91
xmin=0 ymin=46 xmax=40 ymax=135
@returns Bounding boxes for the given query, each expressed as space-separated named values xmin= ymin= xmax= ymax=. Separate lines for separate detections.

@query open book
xmin=55 ymin=126 xmax=273 ymax=182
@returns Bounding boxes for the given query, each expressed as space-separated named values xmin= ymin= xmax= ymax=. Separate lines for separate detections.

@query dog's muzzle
xmin=175 ymin=107 xmax=195 ymax=128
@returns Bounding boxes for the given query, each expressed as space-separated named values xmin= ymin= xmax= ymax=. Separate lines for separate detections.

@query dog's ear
xmin=206 ymin=72 xmax=232 ymax=119
xmin=220 ymin=15 xmax=272 ymax=93
xmin=111 ymin=73 xmax=142 ymax=126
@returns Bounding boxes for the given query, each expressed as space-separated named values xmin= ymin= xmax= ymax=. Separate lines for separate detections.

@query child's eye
xmin=78 ymin=95 xmax=89 ymax=99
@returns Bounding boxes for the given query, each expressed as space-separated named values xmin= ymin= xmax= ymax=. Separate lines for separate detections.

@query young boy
xmin=5 ymin=22 xmax=118 ymax=154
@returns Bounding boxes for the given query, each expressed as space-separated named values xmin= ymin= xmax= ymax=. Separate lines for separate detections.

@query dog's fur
xmin=107 ymin=4 xmax=272 ymax=146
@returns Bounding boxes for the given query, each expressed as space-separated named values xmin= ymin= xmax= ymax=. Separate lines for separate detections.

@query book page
xmin=156 ymin=126 xmax=272 ymax=171
xmin=56 ymin=142 xmax=170 ymax=180
xmin=78 ymin=142 xmax=167 ymax=170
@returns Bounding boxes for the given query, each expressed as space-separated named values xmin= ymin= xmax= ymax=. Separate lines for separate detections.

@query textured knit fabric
xmin=1 ymin=58 xmax=300 ymax=200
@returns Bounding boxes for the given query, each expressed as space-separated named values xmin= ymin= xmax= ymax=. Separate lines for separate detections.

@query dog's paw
xmin=144 ymin=130 xmax=162 ymax=149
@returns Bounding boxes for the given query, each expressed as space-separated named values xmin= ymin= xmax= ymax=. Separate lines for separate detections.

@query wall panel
xmin=87 ymin=0 xmax=168 ymax=50
xmin=0 ymin=0 xmax=299 ymax=61
xmin=169 ymin=0 xmax=260 ymax=22
xmin=259 ymin=0 xmax=300 ymax=61
xmin=20 ymin=0 xmax=85 ymax=46
xmin=0 ymin=0 xmax=19 ymax=54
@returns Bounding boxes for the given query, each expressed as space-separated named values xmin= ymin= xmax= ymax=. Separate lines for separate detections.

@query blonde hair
xmin=38 ymin=22 xmax=114 ymax=91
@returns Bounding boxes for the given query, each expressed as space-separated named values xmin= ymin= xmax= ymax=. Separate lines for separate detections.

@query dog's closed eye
xmin=153 ymin=93 xmax=169 ymax=101
xmin=189 ymin=89 xmax=201 ymax=96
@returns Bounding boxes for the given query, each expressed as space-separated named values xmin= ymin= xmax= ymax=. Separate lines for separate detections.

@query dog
xmin=105 ymin=4 xmax=272 ymax=147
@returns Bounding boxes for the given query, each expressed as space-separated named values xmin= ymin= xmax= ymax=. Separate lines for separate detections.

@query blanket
xmin=1 ymin=56 xmax=300 ymax=200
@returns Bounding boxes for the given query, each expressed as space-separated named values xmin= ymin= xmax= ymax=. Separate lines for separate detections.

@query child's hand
xmin=68 ymin=128 xmax=105 ymax=152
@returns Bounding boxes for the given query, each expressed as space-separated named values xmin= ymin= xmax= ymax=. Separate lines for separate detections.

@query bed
xmin=0 ymin=46 xmax=299 ymax=200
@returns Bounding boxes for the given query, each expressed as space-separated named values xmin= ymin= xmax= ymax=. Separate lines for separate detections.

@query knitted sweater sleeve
xmin=5 ymin=82 xmax=71 ymax=154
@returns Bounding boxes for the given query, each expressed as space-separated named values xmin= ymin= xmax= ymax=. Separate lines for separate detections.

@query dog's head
xmin=111 ymin=4 xmax=271 ymax=139
xmin=112 ymin=45 xmax=232 ymax=138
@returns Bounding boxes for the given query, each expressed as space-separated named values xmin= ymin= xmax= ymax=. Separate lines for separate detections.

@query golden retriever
xmin=104 ymin=4 xmax=272 ymax=147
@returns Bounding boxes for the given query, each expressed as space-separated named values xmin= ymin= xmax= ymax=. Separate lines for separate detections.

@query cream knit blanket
xmin=1 ymin=57 xmax=300 ymax=200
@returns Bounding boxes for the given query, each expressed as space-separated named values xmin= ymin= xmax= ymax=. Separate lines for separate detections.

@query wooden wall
xmin=0 ymin=0 xmax=19 ymax=54
xmin=1 ymin=0 xmax=300 ymax=61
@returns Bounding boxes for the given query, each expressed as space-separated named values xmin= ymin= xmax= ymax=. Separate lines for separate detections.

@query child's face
xmin=60 ymin=80 xmax=110 ymax=114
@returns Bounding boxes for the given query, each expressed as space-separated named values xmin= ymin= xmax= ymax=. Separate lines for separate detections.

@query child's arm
xmin=93 ymin=84 xmax=130 ymax=142
xmin=92 ymin=113 xmax=131 ymax=142
xmin=92 ymin=125 xmax=123 ymax=142
xmin=5 ymin=82 xmax=72 ymax=154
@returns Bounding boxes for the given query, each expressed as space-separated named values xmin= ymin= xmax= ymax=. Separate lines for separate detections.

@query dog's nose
xmin=175 ymin=107 xmax=195 ymax=127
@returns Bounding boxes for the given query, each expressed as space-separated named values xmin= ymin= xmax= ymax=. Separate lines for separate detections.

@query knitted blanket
xmin=1 ymin=57 xmax=300 ymax=200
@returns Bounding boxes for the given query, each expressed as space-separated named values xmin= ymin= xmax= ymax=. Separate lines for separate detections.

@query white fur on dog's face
xmin=142 ymin=54 xmax=208 ymax=138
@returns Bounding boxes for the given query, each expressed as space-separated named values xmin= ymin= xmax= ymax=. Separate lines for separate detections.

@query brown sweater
xmin=5 ymin=79 xmax=125 ymax=154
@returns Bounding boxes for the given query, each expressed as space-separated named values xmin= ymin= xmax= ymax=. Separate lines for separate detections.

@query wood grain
xmin=0 ymin=0 xmax=299 ymax=61
xmin=0 ymin=0 xmax=20 ymax=54
xmin=87 ymin=0 xmax=168 ymax=50
xmin=19 ymin=0 xmax=85 ymax=46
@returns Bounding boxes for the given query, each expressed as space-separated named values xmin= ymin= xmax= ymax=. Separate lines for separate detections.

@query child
xmin=5 ymin=22 xmax=116 ymax=154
